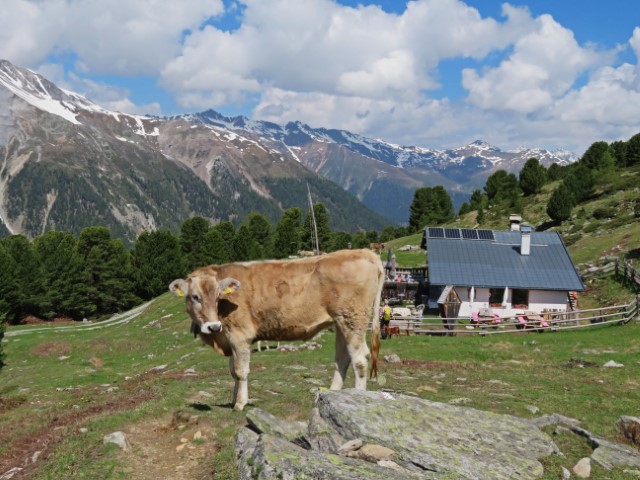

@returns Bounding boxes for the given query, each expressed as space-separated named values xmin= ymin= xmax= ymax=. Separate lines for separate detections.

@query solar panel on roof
xmin=461 ymin=229 xmax=479 ymax=240
xmin=477 ymin=229 xmax=495 ymax=241
xmin=444 ymin=228 xmax=461 ymax=239
xmin=428 ymin=227 xmax=444 ymax=238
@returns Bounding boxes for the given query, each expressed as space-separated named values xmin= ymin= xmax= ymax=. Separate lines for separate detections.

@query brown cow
xmin=169 ymin=249 xmax=384 ymax=411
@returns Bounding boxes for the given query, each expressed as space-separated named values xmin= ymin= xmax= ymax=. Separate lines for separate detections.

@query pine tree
xmin=201 ymin=228 xmax=230 ymax=265
xmin=133 ymin=230 xmax=185 ymax=299
xmin=409 ymin=186 xmax=454 ymax=230
xmin=302 ymin=203 xmax=332 ymax=252
xmin=1 ymin=235 xmax=46 ymax=318
xmin=232 ymin=225 xmax=252 ymax=261
xmin=244 ymin=212 xmax=273 ymax=259
xmin=484 ymin=170 xmax=520 ymax=203
xmin=33 ymin=231 xmax=95 ymax=319
xmin=272 ymin=208 xmax=302 ymax=259
xmin=547 ymin=185 xmax=576 ymax=223
xmin=330 ymin=231 xmax=353 ymax=251
xmin=519 ymin=158 xmax=547 ymax=196
xmin=180 ymin=217 xmax=211 ymax=271
xmin=79 ymin=227 xmax=139 ymax=315
xmin=0 ymin=243 xmax=19 ymax=326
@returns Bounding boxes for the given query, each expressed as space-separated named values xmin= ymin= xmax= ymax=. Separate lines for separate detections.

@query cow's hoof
xmin=233 ymin=403 xmax=245 ymax=411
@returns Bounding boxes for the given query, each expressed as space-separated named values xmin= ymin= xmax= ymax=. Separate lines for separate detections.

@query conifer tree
xmin=79 ymin=227 xmax=138 ymax=315
xmin=302 ymin=203 xmax=332 ymax=252
xmin=202 ymin=228 xmax=230 ymax=265
xmin=33 ymin=231 xmax=94 ymax=319
xmin=244 ymin=212 xmax=272 ymax=259
xmin=232 ymin=225 xmax=252 ymax=261
xmin=519 ymin=158 xmax=547 ymax=196
xmin=272 ymin=208 xmax=302 ymax=259
xmin=1 ymin=235 xmax=46 ymax=318
xmin=0 ymin=243 xmax=19 ymax=326
xmin=180 ymin=216 xmax=211 ymax=271
xmin=409 ymin=186 xmax=454 ymax=230
xmin=133 ymin=230 xmax=185 ymax=299
xmin=547 ymin=185 xmax=576 ymax=223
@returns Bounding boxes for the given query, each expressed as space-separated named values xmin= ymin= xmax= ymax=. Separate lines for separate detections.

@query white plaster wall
xmin=456 ymin=288 xmax=567 ymax=318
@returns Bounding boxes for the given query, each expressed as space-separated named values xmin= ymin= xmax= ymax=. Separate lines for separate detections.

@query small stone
xmin=0 ymin=467 xmax=22 ymax=479
xmin=79 ymin=428 xmax=88 ymax=434
xmin=383 ymin=354 xmax=401 ymax=363
xmin=180 ymin=438 xmax=188 ymax=443
xmin=193 ymin=430 xmax=202 ymax=441
xmin=103 ymin=431 xmax=130 ymax=451
xmin=148 ymin=364 xmax=168 ymax=372
xmin=526 ymin=405 xmax=540 ymax=414
xmin=337 ymin=438 xmax=363 ymax=454
xmin=346 ymin=443 xmax=395 ymax=463
xmin=176 ymin=444 xmax=186 ymax=452
xmin=603 ymin=360 xmax=624 ymax=368
xmin=30 ymin=451 xmax=42 ymax=463
xmin=616 ymin=416 xmax=640 ymax=446
xmin=573 ymin=457 xmax=591 ymax=478
xmin=561 ymin=466 xmax=571 ymax=479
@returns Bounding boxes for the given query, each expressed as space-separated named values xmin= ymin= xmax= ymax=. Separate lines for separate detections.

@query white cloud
xmin=462 ymin=11 xmax=610 ymax=113
xmin=2 ymin=0 xmax=640 ymax=154
xmin=0 ymin=0 xmax=224 ymax=75
xmin=161 ymin=0 xmax=516 ymax=108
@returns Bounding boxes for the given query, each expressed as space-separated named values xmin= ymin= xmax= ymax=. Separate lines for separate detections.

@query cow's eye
xmin=191 ymin=294 xmax=201 ymax=303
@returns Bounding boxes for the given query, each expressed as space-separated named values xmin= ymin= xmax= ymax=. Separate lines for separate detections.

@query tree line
xmin=0 ymin=205 xmax=412 ymax=328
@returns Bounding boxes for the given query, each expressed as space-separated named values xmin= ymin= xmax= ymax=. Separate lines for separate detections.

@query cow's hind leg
xmin=346 ymin=331 xmax=370 ymax=390
xmin=230 ymin=346 xmax=251 ymax=411
xmin=330 ymin=327 xmax=351 ymax=390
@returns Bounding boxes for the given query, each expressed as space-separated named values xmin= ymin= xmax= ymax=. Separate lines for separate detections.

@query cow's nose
xmin=201 ymin=321 xmax=223 ymax=334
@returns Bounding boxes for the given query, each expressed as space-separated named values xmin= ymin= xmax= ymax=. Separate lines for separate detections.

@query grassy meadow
xmin=1 ymin=287 xmax=639 ymax=479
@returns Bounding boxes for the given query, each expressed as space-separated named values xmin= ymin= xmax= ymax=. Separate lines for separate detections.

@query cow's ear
xmin=169 ymin=279 xmax=188 ymax=297
xmin=219 ymin=277 xmax=240 ymax=296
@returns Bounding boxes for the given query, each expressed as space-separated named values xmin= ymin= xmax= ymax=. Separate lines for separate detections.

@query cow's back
xmin=198 ymin=249 xmax=382 ymax=341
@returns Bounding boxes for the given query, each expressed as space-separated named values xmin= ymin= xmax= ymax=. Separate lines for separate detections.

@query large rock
xmin=236 ymin=389 xmax=562 ymax=479
xmin=316 ymin=389 xmax=556 ymax=479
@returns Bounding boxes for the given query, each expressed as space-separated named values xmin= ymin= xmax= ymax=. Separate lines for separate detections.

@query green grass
xmin=1 ymin=292 xmax=639 ymax=479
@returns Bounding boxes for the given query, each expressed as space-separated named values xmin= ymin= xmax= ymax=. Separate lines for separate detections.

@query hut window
xmin=489 ymin=288 xmax=504 ymax=307
xmin=512 ymin=289 xmax=528 ymax=308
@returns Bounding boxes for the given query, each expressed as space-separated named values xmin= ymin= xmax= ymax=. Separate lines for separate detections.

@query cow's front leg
xmin=330 ymin=327 xmax=351 ymax=390
xmin=229 ymin=356 xmax=239 ymax=407
xmin=231 ymin=346 xmax=251 ymax=411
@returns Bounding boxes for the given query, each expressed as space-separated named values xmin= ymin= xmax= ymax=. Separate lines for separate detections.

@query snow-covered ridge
xmin=0 ymin=60 xmax=81 ymax=125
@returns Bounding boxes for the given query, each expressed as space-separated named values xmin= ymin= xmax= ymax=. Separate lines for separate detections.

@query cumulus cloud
xmin=2 ymin=0 xmax=640 ymax=153
xmin=462 ymin=11 xmax=611 ymax=113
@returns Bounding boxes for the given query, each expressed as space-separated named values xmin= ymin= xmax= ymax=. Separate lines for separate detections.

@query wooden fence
xmin=383 ymin=258 xmax=640 ymax=336
xmin=616 ymin=259 xmax=640 ymax=289
xmin=387 ymin=299 xmax=639 ymax=336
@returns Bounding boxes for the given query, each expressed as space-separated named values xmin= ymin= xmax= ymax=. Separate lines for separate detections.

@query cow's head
xmin=169 ymin=275 xmax=240 ymax=335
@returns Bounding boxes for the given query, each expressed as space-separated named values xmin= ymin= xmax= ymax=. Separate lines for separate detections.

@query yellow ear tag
xmin=223 ymin=284 xmax=237 ymax=295
xmin=176 ymin=287 xmax=184 ymax=297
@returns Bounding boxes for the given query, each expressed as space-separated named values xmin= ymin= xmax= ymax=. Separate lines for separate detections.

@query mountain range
xmin=0 ymin=59 xmax=577 ymax=243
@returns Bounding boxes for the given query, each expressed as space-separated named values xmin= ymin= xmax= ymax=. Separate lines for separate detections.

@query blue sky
xmin=1 ymin=0 xmax=640 ymax=155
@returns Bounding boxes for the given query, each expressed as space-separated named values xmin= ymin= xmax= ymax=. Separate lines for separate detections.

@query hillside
xmin=382 ymin=162 xmax=640 ymax=308
xmin=1 ymin=291 xmax=638 ymax=479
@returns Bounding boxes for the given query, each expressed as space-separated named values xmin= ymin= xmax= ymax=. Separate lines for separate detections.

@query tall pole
xmin=307 ymin=184 xmax=320 ymax=255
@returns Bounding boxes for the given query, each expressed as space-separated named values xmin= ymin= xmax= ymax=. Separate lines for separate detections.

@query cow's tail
xmin=369 ymin=262 xmax=384 ymax=380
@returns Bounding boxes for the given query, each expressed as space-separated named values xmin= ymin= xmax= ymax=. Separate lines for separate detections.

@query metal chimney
xmin=520 ymin=225 xmax=532 ymax=255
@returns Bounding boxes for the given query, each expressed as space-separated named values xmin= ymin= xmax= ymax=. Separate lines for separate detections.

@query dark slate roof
xmin=424 ymin=228 xmax=585 ymax=291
